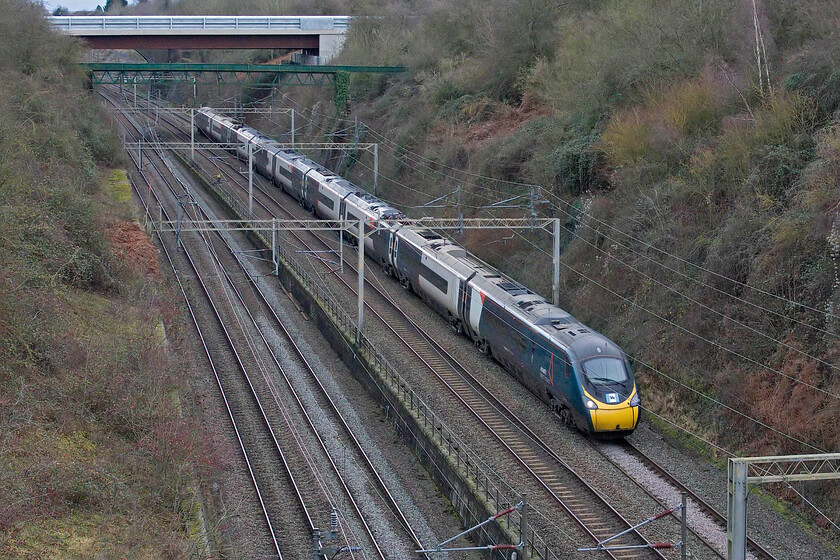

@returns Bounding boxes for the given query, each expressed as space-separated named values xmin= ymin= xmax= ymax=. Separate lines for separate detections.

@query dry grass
xmin=0 ymin=2 xmax=216 ymax=556
xmin=600 ymin=108 xmax=655 ymax=168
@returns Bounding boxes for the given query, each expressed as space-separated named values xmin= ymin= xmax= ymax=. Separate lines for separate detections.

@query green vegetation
xmin=0 ymin=1 xmax=216 ymax=556
xmin=234 ymin=0 xmax=840 ymax=519
xmin=147 ymin=0 xmax=840 ymax=532
xmin=330 ymin=0 xmax=840 ymax=458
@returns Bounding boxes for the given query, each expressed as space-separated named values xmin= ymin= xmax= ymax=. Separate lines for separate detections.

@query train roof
xmin=324 ymin=177 xmax=363 ymax=197
xmin=346 ymin=191 xmax=404 ymax=219
xmin=397 ymin=226 xmax=622 ymax=361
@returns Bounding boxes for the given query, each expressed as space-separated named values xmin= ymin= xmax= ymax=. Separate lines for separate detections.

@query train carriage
xmin=342 ymin=193 xmax=403 ymax=264
xmin=233 ymin=126 xmax=259 ymax=160
xmin=271 ymin=150 xmax=298 ymax=190
xmin=469 ymin=276 xmax=639 ymax=435
xmin=196 ymin=108 xmax=234 ymax=143
xmin=302 ymin=164 xmax=336 ymax=213
xmin=317 ymin=178 xmax=360 ymax=221
xmin=252 ymin=140 xmax=279 ymax=177
xmin=194 ymin=109 xmax=213 ymax=140
xmin=392 ymin=228 xmax=462 ymax=321
xmin=193 ymin=107 xmax=640 ymax=437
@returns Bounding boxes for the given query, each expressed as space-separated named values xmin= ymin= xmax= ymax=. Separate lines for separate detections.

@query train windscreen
xmin=581 ymin=357 xmax=628 ymax=385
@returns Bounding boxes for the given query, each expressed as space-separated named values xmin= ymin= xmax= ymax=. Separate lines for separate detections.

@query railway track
xmin=111 ymin=102 xmax=298 ymax=557
xmin=103 ymin=90 xmax=424 ymax=559
xmin=594 ymin=439 xmax=777 ymax=560
xmin=128 ymin=94 xmax=678 ymax=559
xmin=119 ymin=92 xmax=779 ymax=560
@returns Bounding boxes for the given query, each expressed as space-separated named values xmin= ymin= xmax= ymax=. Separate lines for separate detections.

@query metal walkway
xmin=49 ymin=15 xmax=350 ymax=59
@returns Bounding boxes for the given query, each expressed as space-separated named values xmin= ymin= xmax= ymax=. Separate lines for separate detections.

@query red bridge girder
xmin=80 ymin=34 xmax=320 ymax=50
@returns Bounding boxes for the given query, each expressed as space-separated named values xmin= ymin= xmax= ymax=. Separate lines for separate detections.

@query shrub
xmin=658 ymin=78 xmax=723 ymax=137
xmin=746 ymin=140 xmax=814 ymax=205
xmin=542 ymin=128 xmax=601 ymax=196
xmin=764 ymin=0 xmax=840 ymax=51
xmin=753 ymin=92 xmax=817 ymax=147
xmin=527 ymin=0 xmax=731 ymax=118
xmin=600 ymin=108 xmax=655 ymax=168
xmin=783 ymin=38 xmax=840 ymax=120
xmin=684 ymin=91 xmax=818 ymax=206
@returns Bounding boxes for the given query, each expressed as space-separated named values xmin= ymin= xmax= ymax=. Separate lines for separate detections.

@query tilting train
xmin=195 ymin=108 xmax=640 ymax=436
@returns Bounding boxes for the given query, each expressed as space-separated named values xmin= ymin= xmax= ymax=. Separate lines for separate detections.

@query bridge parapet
xmin=48 ymin=15 xmax=351 ymax=60
xmin=49 ymin=15 xmax=349 ymax=34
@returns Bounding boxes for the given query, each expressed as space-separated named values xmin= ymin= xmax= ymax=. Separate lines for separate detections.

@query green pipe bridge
xmin=82 ymin=62 xmax=406 ymax=88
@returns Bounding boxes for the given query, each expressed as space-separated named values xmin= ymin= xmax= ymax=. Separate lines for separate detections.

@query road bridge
xmin=48 ymin=15 xmax=350 ymax=61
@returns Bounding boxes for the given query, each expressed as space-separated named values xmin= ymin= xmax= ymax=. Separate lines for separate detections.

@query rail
xmin=131 ymin=92 xmax=648 ymax=558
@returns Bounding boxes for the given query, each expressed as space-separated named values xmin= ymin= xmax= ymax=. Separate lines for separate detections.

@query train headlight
xmin=630 ymin=393 xmax=641 ymax=406
xmin=585 ymin=399 xmax=598 ymax=410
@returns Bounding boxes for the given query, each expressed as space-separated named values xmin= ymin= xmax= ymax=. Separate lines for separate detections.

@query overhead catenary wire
xmin=269 ymin=90 xmax=840 ymax=328
xmin=254 ymin=97 xmax=840 ymax=398
xmin=352 ymin=126 xmax=840 ymax=381
xmin=535 ymin=211 xmax=840 ymax=375
xmin=473 ymin=236 xmax=829 ymax=454
xmin=501 ymin=226 xmax=840 ymax=401
xmin=785 ymin=483 xmax=840 ymax=535
xmin=247 ymin=99 xmax=840 ymax=408
xmin=260 ymin=97 xmax=840 ymax=400
xmin=545 ymin=196 xmax=840 ymax=342
xmin=542 ymin=190 xmax=840 ymax=324
xmin=344 ymin=138 xmax=840 ymax=385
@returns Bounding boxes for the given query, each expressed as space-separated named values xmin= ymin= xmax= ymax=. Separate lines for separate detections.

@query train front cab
xmin=581 ymin=387 xmax=639 ymax=436
xmin=576 ymin=354 xmax=640 ymax=437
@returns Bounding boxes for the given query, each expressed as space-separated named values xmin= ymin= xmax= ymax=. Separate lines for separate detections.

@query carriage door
xmin=459 ymin=273 xmax=477 ymax=338
xmin=388 ymin=232 xmax=397 ymax=269
xmin=301 ymin=170 xmax=312 ymax=205
xmin=469 ymin=286 xmax=483 ymax=336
